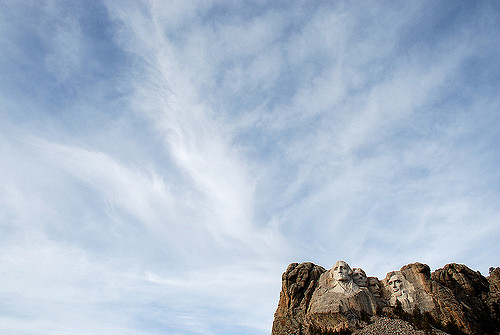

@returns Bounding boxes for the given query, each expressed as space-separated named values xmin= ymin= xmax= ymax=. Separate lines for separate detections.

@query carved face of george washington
xmin=332 ymin=261 xmax=352 ymax=282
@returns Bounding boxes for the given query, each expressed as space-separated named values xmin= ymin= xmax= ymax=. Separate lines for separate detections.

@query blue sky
xmin=0 ymin=1 xmax=499 ymax=334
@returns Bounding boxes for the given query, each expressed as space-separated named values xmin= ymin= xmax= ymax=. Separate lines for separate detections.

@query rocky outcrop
xmin=430 ymin=263 xmax=493 ymax=334
xmin=272 ymin=262 xmax=326 ymax=335
xmin=271 ymin=261 xmax=500 ymax=335
xmin=488 ymin=268 xmax=500 ymax=324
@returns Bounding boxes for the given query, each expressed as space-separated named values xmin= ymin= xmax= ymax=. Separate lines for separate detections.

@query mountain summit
xmin=272 ymin=261 xmax=500 ymax=334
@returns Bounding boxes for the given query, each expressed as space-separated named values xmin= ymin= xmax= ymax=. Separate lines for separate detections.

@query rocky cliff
xmin=271 ymin=261 xmax=500 ymax=335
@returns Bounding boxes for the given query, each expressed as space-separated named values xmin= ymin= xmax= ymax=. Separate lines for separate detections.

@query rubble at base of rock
xmin=353 ymin=317 xmax=449 ymax=335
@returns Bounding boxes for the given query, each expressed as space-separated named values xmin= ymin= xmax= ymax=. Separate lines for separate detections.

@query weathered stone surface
xmin=488 ymin=268 xmax=500 ymax=322
xmin=489 ymin=268 xmax=500 ymax=293
xmin=387 ymin=263 xmax=473 ymax=333
xmin=307 ymin=261 xmax=377 ymax=333
xmin=382 ymin=270 xmax=417 ymax=312
xmin=381 ymin=263 xmax=435 ymax=313
xmin=272 ymin=261 xmax=500 ymax=335
xmin=271 ymin=262 xmax=325 ymax=335
xmin=431 ymin=263 xmax=498 ymax=334
xmin=367 ymin=276 xmax=383 ymax=302
xmin=352 ymin=268 xmax=368 ymax=287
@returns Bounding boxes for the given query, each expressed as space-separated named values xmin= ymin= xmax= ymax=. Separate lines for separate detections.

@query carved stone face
xmin=388 ymin=275 xmax=403 ymax=295
xmin=368 ymin=277 xmax=381 ymax=297
xmin=352 ymin=268 xmax=368 ymax=287
xmin=332 ymin=261 xmax=352 ymax=282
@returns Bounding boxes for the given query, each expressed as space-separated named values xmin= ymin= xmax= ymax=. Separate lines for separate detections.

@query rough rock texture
xmin=399 ymin=263 xmax=436 ymax=312
xmin=353 ymin=316 xmax=449 ymax=335
xmin=488 ymin=268 xmax=500 ymax=324
xmin=431 ymin=263 xmax=498 ymax=334
xmin=272 ymin=261 xmax=500 ymax=335
xmin=271 ymin=262 xmax=326 ymax=335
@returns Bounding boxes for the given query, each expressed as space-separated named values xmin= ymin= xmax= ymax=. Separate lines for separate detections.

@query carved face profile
xmin=367 ymin=277 xmax=382 ymax=297
xmin=352 ymin=268 xmax=368 ymax=287
xmin=332 ymin=261 xmax=352 ymax=282
xmin=388 ymin=275 xmax=403 ymax=296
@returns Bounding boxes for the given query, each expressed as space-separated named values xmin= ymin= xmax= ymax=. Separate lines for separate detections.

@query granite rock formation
xmin=271 ymin=261 xmax=500 ymax=335
xmin=272 ymin=262 xmax=326 ymax=334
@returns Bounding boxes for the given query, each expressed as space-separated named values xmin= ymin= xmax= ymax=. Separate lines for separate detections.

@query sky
xmin=0 ymin=1 xmax=499 ymax=334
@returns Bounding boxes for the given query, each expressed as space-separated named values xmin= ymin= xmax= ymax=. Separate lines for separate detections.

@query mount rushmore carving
xmin=272 ymin=261 xmax=500 ymax=334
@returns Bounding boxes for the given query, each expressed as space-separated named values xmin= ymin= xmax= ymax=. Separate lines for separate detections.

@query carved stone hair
xmin=332 ymin=260 xmax=353 ymax=276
